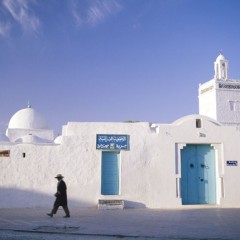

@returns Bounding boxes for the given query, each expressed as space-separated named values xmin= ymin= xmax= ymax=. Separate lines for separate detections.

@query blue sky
xmin=1 ymin=0 xmax=240 ymax=135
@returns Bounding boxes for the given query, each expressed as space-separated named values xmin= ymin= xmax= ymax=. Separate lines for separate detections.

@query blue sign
xmin=226 ymin=161 xmax=238 ymax=166
xmin=96 ymin=134 xmax=129 ymax=150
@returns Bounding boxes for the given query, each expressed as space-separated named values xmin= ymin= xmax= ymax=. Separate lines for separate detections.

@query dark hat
xmin=55 ymin=174 xmax=64 ymax=179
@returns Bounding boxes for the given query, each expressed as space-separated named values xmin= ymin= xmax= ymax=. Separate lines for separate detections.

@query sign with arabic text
xmin=96 ymin=134 xmax=129 ymax=150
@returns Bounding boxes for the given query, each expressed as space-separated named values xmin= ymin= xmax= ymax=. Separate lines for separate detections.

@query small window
xmin=0 ymin=150 xmax=10 ymax=157
xmin=196 ymin=119 xmax=202 ymax=128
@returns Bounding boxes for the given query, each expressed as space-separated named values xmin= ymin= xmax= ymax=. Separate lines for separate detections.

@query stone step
xmin=98 ymin=199 xmax=124 ymax=210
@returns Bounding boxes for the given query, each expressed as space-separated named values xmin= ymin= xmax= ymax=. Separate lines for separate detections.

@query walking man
xmin=47 ymin=174 xmax=70 ymax=218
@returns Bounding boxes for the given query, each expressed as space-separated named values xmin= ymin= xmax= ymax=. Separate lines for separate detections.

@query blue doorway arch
xmin=181 ymin=144 xmax=216 ymax=204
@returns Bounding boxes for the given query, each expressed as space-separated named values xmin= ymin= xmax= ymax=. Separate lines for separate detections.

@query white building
xmin=0 ymin=54 xmax=240 ymax=209
xmin=199 ymin=54 xmax=240 ymax=126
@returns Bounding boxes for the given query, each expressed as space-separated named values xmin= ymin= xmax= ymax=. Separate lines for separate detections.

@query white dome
xmin=216 ymin=54 xmax=226 ymax=62
xmin=54 ymin=135 xmax=62 ymax=144
xmin=8 ymin=107 xmax=48 ymax=130
xmin=15 ymin=134 xmax=52 ymax=144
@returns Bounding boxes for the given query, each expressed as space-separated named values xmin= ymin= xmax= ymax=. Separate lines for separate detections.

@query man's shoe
xmin=47 ymin=213 xmax=53 ymax=217
xmin=63 ymin=215 xmax=70 ymax=218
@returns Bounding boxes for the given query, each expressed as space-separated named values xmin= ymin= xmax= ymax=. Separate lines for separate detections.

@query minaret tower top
xmin=214 ymin=53 xmax=228 ymax=81
xmin=199 ymin=53 xmax=240 ymax=126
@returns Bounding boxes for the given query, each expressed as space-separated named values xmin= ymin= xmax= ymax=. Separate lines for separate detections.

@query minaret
xmin=214 ymin=54 xmax=228 ymax=80
xmin=199 ymin=54 xmax=240 ymax=126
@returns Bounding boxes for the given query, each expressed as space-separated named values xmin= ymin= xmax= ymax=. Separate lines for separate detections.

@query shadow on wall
xmin=0 ymin=188 xmax=147 ymax=209
xmin=0 ymin=187 xmax=90 ymax=208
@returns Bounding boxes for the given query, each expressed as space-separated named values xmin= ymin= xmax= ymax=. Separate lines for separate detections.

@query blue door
xmin=181 ymin=144 xmax=216 ymax=204
xmin=101 ymin=151 xmax=120 ymax=195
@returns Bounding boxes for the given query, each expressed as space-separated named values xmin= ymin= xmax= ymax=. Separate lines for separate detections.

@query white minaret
xmin=199 ymin=54 xmax=240 ymax=126
xmin=214 ymin=53 xmax=228 ymax=80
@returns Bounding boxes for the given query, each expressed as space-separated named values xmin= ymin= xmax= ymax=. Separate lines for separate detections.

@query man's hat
xmin=55 ymin=174 xmax=64 ymax=179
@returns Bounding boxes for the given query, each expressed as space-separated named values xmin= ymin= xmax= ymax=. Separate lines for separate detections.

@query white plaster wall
xmin=62 ymin=122 xmax=178 ymax=208
xmin=168 ymin=115 xmax=240 ymax=207
xmin=199 ymin=80 xmax=217 ymax=119
xmin=1 ymin=117 xmax=240 ymax=209
xmin=199 ymin=79 xmax=240 ymax=126
xmin=0 ymin=144 xmax=59 ymax=208
xmin=215 ymin=84 xmax=240 ymax=125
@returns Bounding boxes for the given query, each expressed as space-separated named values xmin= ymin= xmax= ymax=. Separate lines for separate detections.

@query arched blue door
xmin=101 ymin=151 xmax=120 ymax=195
xmin=181 ymin=144 xmax=216 ymax=204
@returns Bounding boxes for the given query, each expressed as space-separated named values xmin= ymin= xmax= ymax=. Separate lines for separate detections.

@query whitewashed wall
xmin=199 ymin=79 xmax=240 ymax=127
xmin=215 ymin=80 xmax=240 ymax=125
xmin=0 ymin=115 xmax=240 ymax=208
xmin=199 ymin=79 xmax=217 ymax=120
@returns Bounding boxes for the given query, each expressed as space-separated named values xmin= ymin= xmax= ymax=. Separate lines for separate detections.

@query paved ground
xmin=0 ymin=207 xmax=240 ymax=239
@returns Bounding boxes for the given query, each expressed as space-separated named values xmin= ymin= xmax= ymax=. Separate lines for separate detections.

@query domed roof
xmin=15 ymin=134 xmax=52 ymax=144
xmin=216 ymin=53 xmax=226 ymax=62
xmin=8 ymin=107 xmax=48 ymax=130
xmin=54 ymin=135 xmax=62 ymax=144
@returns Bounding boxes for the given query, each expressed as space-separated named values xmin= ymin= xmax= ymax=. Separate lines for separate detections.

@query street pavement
xmin=0 ymin=207 xmax=240 ymax=239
